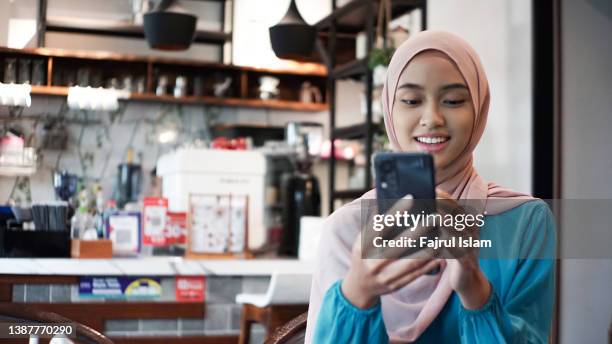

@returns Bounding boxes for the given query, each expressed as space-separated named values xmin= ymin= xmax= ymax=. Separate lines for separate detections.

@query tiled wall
xmin=0 ymin=95 xmax=327 ymax=206
xmin=12 ymin=276 xmax=271 ymax=343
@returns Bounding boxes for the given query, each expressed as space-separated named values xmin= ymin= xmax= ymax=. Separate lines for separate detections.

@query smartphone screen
xmin=373 ymin=153 xmax=439 ymax=270
xmin=373 ymin=152 xmax=436 ymax=215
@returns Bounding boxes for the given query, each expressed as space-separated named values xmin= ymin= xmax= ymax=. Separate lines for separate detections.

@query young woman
xmin=304 ymin=31 xmax=555 ymax=343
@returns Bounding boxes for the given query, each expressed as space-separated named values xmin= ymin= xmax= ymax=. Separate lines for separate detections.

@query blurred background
xmin=0 ymin=0 xmax=610 ymax=343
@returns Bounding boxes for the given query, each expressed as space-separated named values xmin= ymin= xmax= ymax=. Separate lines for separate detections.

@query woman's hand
xmin=436 ymin=189 xmax=491 ymax=310
xmin=341 ymin=196 xmax=442 ymax=309
xmin=341 ymin=234 xmax=441 ymax=309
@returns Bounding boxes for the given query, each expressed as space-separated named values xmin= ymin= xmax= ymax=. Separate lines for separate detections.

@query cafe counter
xmin=0 ymin=258 xmax=314 ymax=344
xmin=0 ymin=257 xmax=313 ymax=276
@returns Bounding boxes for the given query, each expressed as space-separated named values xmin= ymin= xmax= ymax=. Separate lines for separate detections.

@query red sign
xmin=175 ymin=276 xmax=205 ymax=302
xmin=142 ymin=197 xmax=168 ymax=246
xmin=166 ymin=212 xmax=187 ymax=245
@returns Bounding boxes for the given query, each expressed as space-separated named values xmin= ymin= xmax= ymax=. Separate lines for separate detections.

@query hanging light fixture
xmin=269 ymin=0 xmax=316 ymax=61
xmin=143 ymin=0 xmax=197 ymax=51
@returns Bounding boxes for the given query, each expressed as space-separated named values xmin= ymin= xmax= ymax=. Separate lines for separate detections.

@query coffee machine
xmin=278 ymin=122 xmax=322 ymax=257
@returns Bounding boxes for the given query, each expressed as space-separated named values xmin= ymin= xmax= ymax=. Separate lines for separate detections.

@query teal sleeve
xmin=313 ymin=280 xmax=389 ymax=344
xmin=458 ymin=203 xmax=556 ymax=344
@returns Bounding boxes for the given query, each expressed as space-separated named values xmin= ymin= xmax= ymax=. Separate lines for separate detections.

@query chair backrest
xmin=298 ymin=216 xmax=325 ymax=262
xmin=0 ymin=303 xmax=113 ymax=344
xmin=265 ymin=311 xmax=308 ymax=344
xmin=267 ymin=270 xmax=312 ymax=305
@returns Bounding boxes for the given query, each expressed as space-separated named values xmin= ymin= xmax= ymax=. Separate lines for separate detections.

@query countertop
xmin=0 ymin=257 xmax=314 ymax=276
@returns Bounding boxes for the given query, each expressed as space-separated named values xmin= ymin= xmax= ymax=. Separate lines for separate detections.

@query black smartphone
xmin=373 ymin=152 xmax=439 ymax=271
xmin=373 ymin=152 xmax=436 ymax=215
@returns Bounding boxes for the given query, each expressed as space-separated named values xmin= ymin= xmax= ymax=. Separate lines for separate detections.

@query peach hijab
xmin=382 ymin=30 xmax=533 ymax=215
xmin=305 ymin=31 xmax=533 ymax=343
xmin=377 ymin=29 xmax=534 ymax=341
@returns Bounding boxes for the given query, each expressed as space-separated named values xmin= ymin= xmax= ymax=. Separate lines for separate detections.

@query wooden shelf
xmin=46 ymin=18 xmax=231 ymax=45
xmin=333 ymin=122 xmax=369 ymax=139
xmin=132 ymin=93 xmax=328 ymax=111
xmin=315 ymin=0 xmax=423 ymax=34
xmin=333 ymin=122 xmax=384 ymax=139
xmin=322 ymin=0 xmax=427 ymax=212
xmin=31 ymin=85 xmax=68 ymax=96
xmin=29 ymin=86 xmax=328 ymax=112
xmin=332 ymin=58 xmax=369 ymax=79
xmin=2 ymin=47 xmax=329 ymax=111
xmin=0 ymin=47 xmax=326 ymax=77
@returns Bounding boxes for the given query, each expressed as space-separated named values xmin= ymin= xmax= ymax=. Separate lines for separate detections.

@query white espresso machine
xmin=156 ymin=148 xmax=267 ymax=250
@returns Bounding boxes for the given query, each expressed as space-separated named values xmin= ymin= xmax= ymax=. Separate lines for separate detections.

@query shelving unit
xmin=316 ymin=0 xmax=427 ymax=211
xmin=36 ymin=0 xmax=233 ymax=63
xmin=0 ymin=47 xmax=328 ymax=112
xmin=44 ymin=19 xmax=231 ymax=46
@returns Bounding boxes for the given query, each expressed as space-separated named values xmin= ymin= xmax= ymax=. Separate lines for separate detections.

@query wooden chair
xmin=0 ymin=302 xmax=113 ymax=344
xmin=264 ymin=312 xmax=308 ymax=344
xmin=236 ymin=271 xmax=311 ymax=344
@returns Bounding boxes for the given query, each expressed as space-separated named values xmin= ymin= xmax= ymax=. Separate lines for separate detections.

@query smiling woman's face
xmin=392 ymin=50 xmax=475 ymax=169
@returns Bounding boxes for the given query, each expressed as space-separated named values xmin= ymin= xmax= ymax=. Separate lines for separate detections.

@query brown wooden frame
xmin=264 ymin=311 xmax=308 ymax=344
xmin=238 ymin=304 xmax=308 ymax=344
xmin=0 ymin=46 xmax=328 ymax=112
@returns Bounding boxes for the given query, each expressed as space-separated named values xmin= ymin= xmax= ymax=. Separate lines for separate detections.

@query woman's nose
xmin=419 ymin=103 xmax=445 ymax=128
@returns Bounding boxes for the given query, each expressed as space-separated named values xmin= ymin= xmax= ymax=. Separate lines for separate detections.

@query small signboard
xmin=175 ymin=276 xmax=205 ymax=302
xmin=79 ymin=277 xmax=162 ymax=300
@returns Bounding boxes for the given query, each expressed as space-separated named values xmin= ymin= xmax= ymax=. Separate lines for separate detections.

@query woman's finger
xmin=384 ymin=259 xmax=443 ymax=292
xmin=376 ymin=257 xmax=434 ymax=286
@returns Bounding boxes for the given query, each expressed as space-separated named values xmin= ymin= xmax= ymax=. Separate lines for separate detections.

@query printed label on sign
xmin=166 ymin=212 xmax=187 ymax=245
xmin=79 ymin=277 xmax=161 ymax=299
xmin=175 ymin=276 xmax=205 ymax=302
xmin=143 ymin=197 xmax=168 ymax=247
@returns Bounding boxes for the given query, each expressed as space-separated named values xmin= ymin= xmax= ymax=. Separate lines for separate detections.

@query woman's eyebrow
xmin=440 ymin=83 xmax=468 ymax=91
xmin=397 ymin=83 xmax=423 ymax=90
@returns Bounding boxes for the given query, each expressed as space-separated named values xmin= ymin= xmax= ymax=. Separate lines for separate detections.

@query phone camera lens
xmin=381 ymin=161 xmax=392 ymax=172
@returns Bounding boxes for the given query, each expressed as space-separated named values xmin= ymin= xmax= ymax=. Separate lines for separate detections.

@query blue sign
xmin=79 ymin=277 xmax=162 ymax=299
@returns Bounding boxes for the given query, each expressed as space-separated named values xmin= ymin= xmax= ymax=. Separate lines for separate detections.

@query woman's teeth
xmin=415 ymin=136 xmax=449 ymax=144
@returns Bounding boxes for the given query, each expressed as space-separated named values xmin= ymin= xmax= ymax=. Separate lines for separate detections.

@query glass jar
xmin=173 ymin=75 xmax=187 ymax=98
xmin=31 ymin=60 xmax=45 ymax=86
xmin=156 ymin=75 xmax=168 ymax=96
xmin=18 ymin=59 xmax=31 ymax=84
xmin=3 ymin=58 xmax=17 ymax=83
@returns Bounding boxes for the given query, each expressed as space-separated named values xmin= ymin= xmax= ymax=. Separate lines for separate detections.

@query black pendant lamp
xmin=143 ymin=0 xmax=197 ymax=51
xmin=269 ymin=0 xmax=316 ymax=61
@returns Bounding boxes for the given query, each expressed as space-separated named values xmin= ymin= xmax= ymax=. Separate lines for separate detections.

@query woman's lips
xmin=414 ymin=136 xmax=450 ymax=153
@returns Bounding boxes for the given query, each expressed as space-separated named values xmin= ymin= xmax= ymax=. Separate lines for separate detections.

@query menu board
xmin=188 ymin=194 xmax=247 ymax=254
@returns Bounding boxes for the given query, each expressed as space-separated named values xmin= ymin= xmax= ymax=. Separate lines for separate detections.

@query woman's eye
xmin=400 ymin=99 xmax=422 ymax=106
xmin=442 ymin=99 xmax=466 ymax=106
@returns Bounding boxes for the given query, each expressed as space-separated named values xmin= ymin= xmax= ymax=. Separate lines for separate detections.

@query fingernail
xmin=403 ymin=194 xmax=413 ymax=200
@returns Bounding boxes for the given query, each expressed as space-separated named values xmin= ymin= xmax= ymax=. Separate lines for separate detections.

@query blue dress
xmin=312 ymin=200 xmax=556 ymax=344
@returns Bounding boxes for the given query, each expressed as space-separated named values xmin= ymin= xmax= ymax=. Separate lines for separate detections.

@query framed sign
xmin=142 ymin=197 xmax=168 ymax=247
xmin=186 ymin=193 xmax=251 ymax=259
xmin=107 ymin=211 xmax=141 ymax=256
